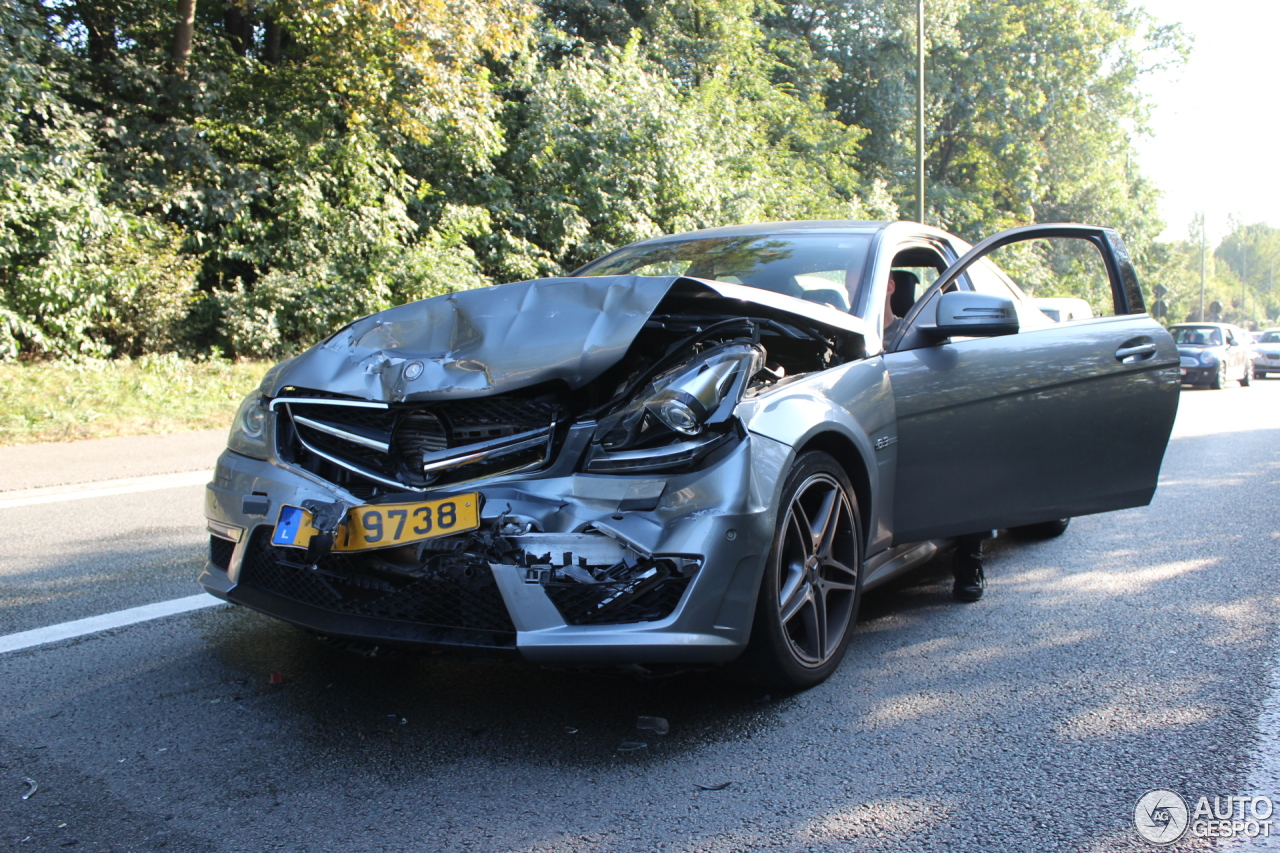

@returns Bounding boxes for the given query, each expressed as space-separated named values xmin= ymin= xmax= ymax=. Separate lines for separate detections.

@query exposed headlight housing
xmin=1200 ymin=351 xmax=1218 ymax=365
xmin=585 ymin=343 xmax=763 ymax=473
xmin=227 ymin=392 xmax=270 ymax=459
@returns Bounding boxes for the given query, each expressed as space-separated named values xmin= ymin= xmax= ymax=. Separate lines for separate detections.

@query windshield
xmin=574 ymin=234 xmax=873 ymax=315
xmin=1260 ymin=331 xmax=1280 ymax=344
xmin=1173 ymin=326 xmax=1223 ymax=346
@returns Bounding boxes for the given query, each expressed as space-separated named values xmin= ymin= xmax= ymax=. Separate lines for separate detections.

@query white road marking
xmin=0 ymin=471 xmax=210 ymax=509
xmin=0 ymin=594 xmax=225 ymax=655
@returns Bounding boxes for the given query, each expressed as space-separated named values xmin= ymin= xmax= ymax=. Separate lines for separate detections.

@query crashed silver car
xmin=201 ymin=221 xmax=1180 ymax=688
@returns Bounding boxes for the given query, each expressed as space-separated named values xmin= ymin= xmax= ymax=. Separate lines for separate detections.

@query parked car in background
xmin=1032 ymin=297 xmax=1095 ymax=323
xmin=202 ymin=221 xmax=1180 ymax=689
xmin=1171 ymin=322 xmax=1254 ymax=388
xmin=1253 ymin=328 xmax=1280 ymax=378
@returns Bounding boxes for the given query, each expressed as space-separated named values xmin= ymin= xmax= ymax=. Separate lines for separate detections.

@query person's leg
xmin=952 ymin=530 xmax=994 ymax=602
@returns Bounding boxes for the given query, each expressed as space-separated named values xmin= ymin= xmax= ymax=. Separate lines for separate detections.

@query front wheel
xmin=740 ymin=451 xmax=863 ymax=690
xmin=1210 ymin=362 xmax=1226 ymax=390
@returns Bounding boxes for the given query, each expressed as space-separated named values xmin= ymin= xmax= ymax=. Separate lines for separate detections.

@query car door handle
xmin=1115 ymin=343 xmax=1157 ymax=363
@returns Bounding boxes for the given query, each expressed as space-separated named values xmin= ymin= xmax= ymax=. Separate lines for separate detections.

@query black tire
xmin=1242 ymin=363 xmax=1253 ymax=386
xmin=1210 ymin=362 xmax=1226 ymax=390
xmin=1011 ymin=517 xmax=1071 ymax=539
xmin=740 ymin=451 xmax=862 ymax=690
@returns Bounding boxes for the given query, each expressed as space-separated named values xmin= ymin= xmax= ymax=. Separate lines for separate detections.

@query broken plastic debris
xmin=636 ymin=716 xmax=669 ymax=735
xmin=269 ymin=672 xmax=285 ymax=684
xmin=694 ymin=782 xmax=732 ymax=791
xmin=616 ymin=740 xmax=648 ymax=752
xmin=20 ymin=778 xmax=37 ymax=800
xmin=559 ymin=565 xmax=596 ymax=584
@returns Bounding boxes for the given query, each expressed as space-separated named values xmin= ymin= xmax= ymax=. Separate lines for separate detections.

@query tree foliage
xmin=779 ymin=0 xmax=1184 ymax=252
xmin=1142 ymin=216 xmax=1280 ymax=328
xmin=0 ymin=0 xmax=1185 ymax=358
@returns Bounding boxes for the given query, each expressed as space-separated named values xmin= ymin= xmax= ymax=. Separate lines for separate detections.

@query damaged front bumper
xmin=200 ymin=425 xmax=788 ymax=666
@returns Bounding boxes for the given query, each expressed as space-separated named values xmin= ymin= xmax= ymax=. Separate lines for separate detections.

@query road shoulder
xmin=0 ymin=430 xmax=225 ymax=491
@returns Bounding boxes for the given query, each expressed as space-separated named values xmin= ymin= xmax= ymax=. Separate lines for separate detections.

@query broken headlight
xmin=227 ymin=392 xmax=269 ymax=459
xmin=585 ymin=343 xmax=763 ymax=473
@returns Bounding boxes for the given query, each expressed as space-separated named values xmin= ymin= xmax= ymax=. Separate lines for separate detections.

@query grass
xmin=0 ymin=355 xmax=272 ymax=445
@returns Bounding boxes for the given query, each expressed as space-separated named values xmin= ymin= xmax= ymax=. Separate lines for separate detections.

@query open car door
xmin=884 ymin=224 xmax=1180 ymax=543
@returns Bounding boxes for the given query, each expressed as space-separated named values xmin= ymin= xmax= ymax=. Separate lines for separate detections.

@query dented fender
xmin=739 ymin=357 xmax=897 ymax=553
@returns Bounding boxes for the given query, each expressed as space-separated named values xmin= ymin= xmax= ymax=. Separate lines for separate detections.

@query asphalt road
xmin=1 ymin=380 xmax=1278 ymax=852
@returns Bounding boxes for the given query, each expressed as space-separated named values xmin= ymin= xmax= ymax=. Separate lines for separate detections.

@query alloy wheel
xmin=1211 ymin=362 xmax=1226 ymax=390
xmin=774 ymin=472 xmax=860 ymax=667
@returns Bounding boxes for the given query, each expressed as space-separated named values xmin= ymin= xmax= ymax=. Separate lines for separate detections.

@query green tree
xmin=490 ymin=36 xmax=890 ymax=277
xmin=0 ymin=0 xmax=197 ymax=357
xmin=776 ymin=0 xmax=1184 ymax=252
xmin=1214 ymin=219 xmax=1280 ymax=326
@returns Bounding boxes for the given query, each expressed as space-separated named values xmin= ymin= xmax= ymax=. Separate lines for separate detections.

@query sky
xmin=1134 ymin=0 xmax=1280 ymax=243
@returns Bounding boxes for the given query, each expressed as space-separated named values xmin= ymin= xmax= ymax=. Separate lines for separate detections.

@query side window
xmin=887 ymin=245 xmax=949 ymax=323
xmin=964 ymin=258 xmax=1052 ymax=332
xmin=979 ymin=238 xmax=1116 ymax=323
xmin=964 ymin=257 xmax=1019 ymax=300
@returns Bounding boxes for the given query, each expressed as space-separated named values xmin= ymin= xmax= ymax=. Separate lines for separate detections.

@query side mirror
xmin=925 ymin=291 xmax=1020 ymax=339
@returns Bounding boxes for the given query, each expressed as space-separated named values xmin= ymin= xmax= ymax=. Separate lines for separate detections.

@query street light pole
xmin=1242 ymin=242 xmax=1247 ymax=326
xmin=916 ymin=0 xmax=925 ymax=224
xmin=1199 ymin=216 xmax=1206 ymax=322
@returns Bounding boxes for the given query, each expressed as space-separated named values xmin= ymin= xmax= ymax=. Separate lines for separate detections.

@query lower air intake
xmin=237 ymin=528 xmax=517 ymax=647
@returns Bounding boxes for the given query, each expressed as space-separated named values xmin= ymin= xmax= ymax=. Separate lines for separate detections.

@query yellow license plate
xmin=271 ymin=494 xmax=481 ymax=552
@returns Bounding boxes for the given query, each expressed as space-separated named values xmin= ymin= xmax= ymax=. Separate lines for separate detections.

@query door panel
xmin=886 ymin=224 xmax=1180 ymax=543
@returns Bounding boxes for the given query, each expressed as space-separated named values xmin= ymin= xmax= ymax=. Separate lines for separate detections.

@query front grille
xmin=543 ymin=567 xmax=691 ymax=625
xmin=275 ymin=389 xmax=564 ymax=494
xmin=237 ymin=528 xmax=516 ymax=646
xmin=209 ymin=536 xmax=236 ymax=571
xmin=1179 ymin=356 xmax=1198 ymax=367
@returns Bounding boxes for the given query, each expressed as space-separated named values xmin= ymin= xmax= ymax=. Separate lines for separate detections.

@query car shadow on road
xmin=199 ymin=605 xmax=794 ymax=773
xmin=186 ymin=499 xmax=1158 ymax=778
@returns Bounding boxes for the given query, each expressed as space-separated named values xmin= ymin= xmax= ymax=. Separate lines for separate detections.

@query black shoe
xmin=952 ymin=562 xmax=985 ymax=602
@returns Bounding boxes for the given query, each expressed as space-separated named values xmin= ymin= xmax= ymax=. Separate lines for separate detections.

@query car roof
xmin=611 ymin=220 xmax=894 ymax=250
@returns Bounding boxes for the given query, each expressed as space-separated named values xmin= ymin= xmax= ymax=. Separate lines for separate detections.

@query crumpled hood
xmin=263 ymin=275 xmax=868 ymax=403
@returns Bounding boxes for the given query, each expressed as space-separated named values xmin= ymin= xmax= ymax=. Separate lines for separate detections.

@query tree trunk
xmin=79 ymin=1 xmax=116 ymax=65
xmin=264 ymin=18 xmax=284 ymax=64
xmin=264 ymin=19 xmax=280 ymax=64
xmin=224 ymin=4 xmax=253 ymax=57
xmin=172 ymin=0 xmax=197 ymax=72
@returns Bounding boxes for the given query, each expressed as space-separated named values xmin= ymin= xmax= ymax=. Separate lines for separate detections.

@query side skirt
xmin=862 ymin=540 xmax=944 ymax=593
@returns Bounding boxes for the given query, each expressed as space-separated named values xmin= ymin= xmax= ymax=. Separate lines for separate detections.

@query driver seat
xmin=889 ymin=270 xmax=919 ymax=319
